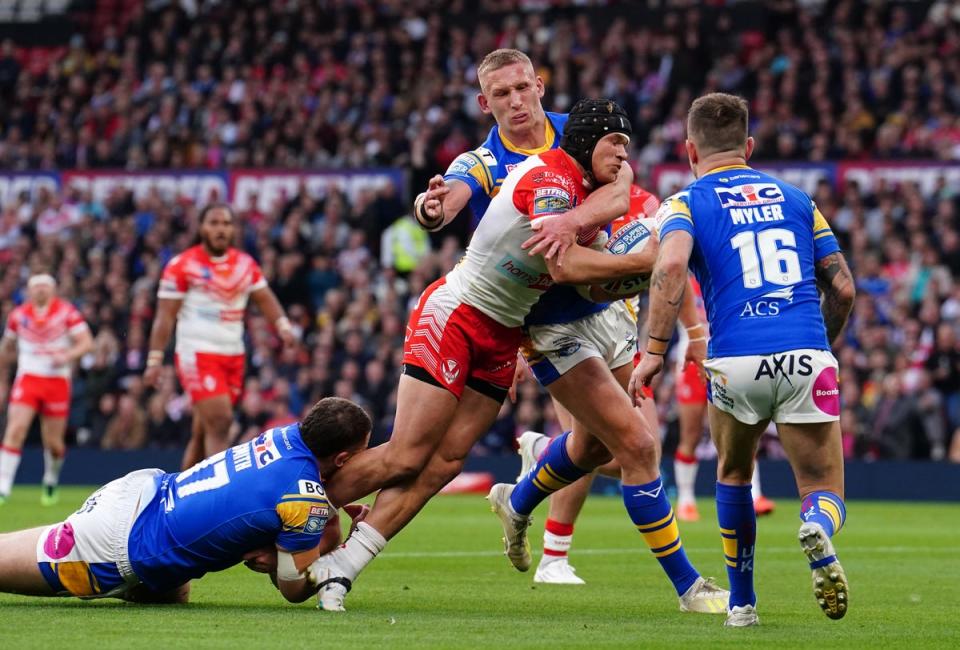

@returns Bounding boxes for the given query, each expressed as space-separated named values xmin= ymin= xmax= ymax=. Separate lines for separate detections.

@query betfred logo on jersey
xmin=715 ymin=183 xmax=784 ymax=208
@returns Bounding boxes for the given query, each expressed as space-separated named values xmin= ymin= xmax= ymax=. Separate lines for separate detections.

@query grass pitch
xmin=1 ymin=487 xmax=958 ymax=649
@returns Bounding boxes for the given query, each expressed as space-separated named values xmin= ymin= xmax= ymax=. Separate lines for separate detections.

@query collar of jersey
xmin=498 ymin=115 xmax=556 ymax=155
xmin=701 ymin=164 xmax=752 ymax=177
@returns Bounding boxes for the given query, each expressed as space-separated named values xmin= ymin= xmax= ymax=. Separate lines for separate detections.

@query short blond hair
xmin=477 ymin=49 xmax=534 ymax=90
xmin=687 ymin=93 xmax=749 ymax=156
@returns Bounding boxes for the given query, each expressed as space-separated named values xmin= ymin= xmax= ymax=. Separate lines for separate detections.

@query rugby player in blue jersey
xmin=0 ymin=397 xmax=371 ymax=604
xmin=631 ymin=93 xmax=856 ymax=627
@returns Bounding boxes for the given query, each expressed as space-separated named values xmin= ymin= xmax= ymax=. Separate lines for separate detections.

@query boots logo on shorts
xmin=441 ymin=359 xmax=461 ymax=385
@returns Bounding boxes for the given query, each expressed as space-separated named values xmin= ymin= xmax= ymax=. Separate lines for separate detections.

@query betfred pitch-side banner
xmin=651 ymin=162 xmax=960 ymax=200
xmin=0 ymin=169 xmax=407 ymax=208
xmin=230 ymin=170 xmax=407 ymax=212
xmin=61 ymin=171 xmax=229 ymax=205
xmin=0 ymin=172 xmax=60 ymax=206
xmin=651 ymin=163 xmax=834 ymax=198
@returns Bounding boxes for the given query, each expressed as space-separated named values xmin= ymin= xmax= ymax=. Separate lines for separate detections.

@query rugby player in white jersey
xmin=0 ymin=274 xmax=93 ymax=505
xmin=312 ymin=100 xmax=726 ymax=617
xmin=416 ymin=49 xmax=705 ymax=585
xmin=145 ymin=203 xmax=295 ymax=469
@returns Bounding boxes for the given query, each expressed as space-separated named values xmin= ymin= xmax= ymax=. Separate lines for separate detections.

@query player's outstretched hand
xmin=629 ymin=354 xmax=664 ymax=406
xmin=343 ymin=503 xmax=370 ymax=536
xmin=143 ymin=365 xmax=163 ymax=388
xmin=421 ymin=175 xmax=449 ymax=226
xmin=522 ymin=214 xmax=577 ymax=264
xmin=279 ymin=328 xmax=297 ymax=348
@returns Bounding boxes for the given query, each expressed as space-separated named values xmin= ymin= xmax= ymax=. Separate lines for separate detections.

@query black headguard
xmin=560 ymin=99 xmax=632 ymax=174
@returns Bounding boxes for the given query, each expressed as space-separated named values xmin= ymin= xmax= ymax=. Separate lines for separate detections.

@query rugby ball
xmin=591 ymin=216 xmax=656 ymax=299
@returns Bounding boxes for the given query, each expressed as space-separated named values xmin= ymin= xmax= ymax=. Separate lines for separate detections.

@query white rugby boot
xmin=308 ymin=554 xmax=351 ymax=612
xmin=724 ymin=604 xmax=760 ymax=627
xmin=486 ymin=483 xmax=533 ymax=571
xmin=798 ymin=522 xmax=849 ymax=620
xmin=516 ymin=430 xmax=547 ymax=481
xmin=534 ymin=558 xmax=586 ymax=585
xmin=678 ymin=576 xmax=730 ymax=614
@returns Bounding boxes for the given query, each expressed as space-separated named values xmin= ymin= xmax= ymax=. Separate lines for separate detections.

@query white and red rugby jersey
xmin=3 ymin=297 xmax=89 ymax=378
xmin=157 ymin=245 xmax=267 ymax=356
xmin=444 ymin=149 xmax=599 ymax=328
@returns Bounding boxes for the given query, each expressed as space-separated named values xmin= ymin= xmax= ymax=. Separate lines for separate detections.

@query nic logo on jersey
xmin=715 ymin=183 xmax=784 ymax=208
xmin=253 ymin=430 xmax=283 ymax=469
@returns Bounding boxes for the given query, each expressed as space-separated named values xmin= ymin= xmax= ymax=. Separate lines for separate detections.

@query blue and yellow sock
xmin=717 ymin=482 xmax=757 ymax=608
xmin=622 ymin=477 xmax=699 ymax=596
xmin=509 ymin=432 xmax=589 ymax=516
xmin=800 ymin=491 xmax=846 ymax=537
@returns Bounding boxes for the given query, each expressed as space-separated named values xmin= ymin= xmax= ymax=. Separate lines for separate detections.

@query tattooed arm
xmin=815 ymin=251 xmax=856 ymax=346
xmin=645 ymin=231 xmax=694 ymax=343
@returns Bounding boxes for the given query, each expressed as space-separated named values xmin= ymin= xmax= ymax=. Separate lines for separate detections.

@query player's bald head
xmin=687 ymin=93 xmax=749 ymax=157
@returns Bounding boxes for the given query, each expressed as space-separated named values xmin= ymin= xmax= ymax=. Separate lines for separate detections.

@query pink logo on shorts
xmin=44 ymin=522 xmax=76 ymax=559
xmin=812 ymin=367 xmax=840 ymax=416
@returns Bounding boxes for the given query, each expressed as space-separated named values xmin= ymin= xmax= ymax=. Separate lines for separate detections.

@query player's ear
xmin=477 ymin=92 xmax=491 ymax=115
xmin=535 ymin=75 xmax=544 ymax=98
xmin=685 ymin=139 xmax=698 ymax=169
xmin=332 ymin=450 xmax=352 ymax=468
xmin=744 ymin=136 xmax=755 ymax=161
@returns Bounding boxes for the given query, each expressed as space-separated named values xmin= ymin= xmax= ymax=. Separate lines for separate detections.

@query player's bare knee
xmin=203 ymin=412 xmax=233 ymax=440
xmin=385 ymin=447 xmax=432 ymax=483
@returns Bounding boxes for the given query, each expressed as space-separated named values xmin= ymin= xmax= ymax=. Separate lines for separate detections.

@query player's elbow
xmin=278 ymin=579 xmax=314 ymax=603
xmin=836 ymin=280 xmax=856 ymax=311
xmin=656 ymin=255 xmax=688 ymax=279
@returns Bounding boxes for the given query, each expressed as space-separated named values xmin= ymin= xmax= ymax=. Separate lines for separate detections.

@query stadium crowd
xmin=0 ymin=0 xmax=958 ymax=463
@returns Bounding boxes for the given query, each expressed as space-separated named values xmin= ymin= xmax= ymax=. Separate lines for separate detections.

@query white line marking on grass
xmin=379 ymin=546 xmax=950 ymax=559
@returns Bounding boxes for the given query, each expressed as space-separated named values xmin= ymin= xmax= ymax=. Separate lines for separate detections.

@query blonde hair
xmin=687 ymin=93 xmax=749 ymax=156
xmin=477 ymin=49 xmax=534 ymax=91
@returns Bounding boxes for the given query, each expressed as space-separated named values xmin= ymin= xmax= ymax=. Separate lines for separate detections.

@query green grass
xmin=1 ymin=487 xmax=958 ymax=649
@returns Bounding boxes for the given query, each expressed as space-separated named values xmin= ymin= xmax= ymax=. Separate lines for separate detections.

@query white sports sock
xmin=0 ymin=447 xmax=22 ymax=496
xmin=332 ymin=521 xmax=387 ymax=581
xmin=42 ymin=448 xmax=65 ymax=487
xmin=751 ymin=463 xmax=763 ymax=500
xmin=674 ymin=456 xmax=699 ymax=506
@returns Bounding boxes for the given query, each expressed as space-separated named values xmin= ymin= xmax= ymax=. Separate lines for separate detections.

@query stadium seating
xmin=0 ymin=0 xmax=957 ymax=463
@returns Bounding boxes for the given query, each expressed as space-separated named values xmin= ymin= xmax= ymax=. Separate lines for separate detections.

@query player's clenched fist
xmin=414 ymin=175 xmax=448 ymax=231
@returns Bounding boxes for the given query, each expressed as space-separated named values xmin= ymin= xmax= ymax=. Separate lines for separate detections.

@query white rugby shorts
xmin=36 ymin=468 xmax=162 ymax=598
xmin=703 ymin=349 xmax=840 ymax=425
xmin=524 ymin=301 xmax=638 ymax=386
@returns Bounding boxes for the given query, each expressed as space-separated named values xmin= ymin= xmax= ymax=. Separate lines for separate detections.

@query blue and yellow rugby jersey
xmin=657 ymin=165 xmax=841 ymax=358
xmin=444 ymin=111 xmax=569 ymax=228
xmin=128 ymin=424 xmax=330 ymax=592
xmin=444 ymin=111 xmax=611 ymax=326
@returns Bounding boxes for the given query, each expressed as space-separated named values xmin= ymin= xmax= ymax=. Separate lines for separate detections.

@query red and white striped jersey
xmin=157 ymin=245 xmax=267 ymax=356
xmin=444 ymin=149 xmax=598 ymax=328
xmin=3 ymin=297 xmax=89 ymax=378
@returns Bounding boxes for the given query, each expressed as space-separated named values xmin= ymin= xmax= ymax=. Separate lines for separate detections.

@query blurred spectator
xmin=0 ymin=1 xmax=958 ymax=464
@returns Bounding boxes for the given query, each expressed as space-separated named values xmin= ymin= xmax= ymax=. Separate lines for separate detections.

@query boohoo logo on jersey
xmin=715 ymin=183 xmax=784 ymax=208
